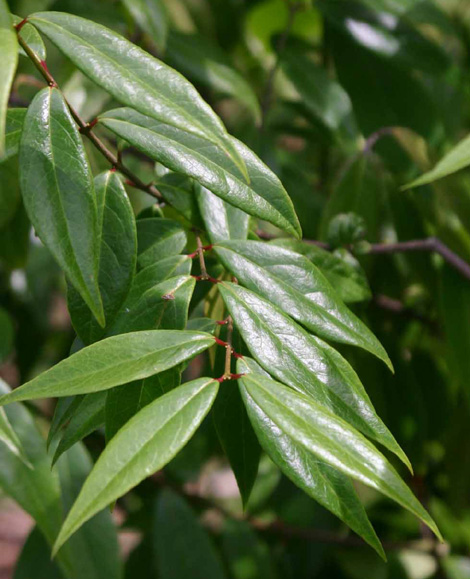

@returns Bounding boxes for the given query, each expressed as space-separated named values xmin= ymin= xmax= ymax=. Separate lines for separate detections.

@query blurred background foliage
xmin=3 ymin=0 xmax=470 ymax=577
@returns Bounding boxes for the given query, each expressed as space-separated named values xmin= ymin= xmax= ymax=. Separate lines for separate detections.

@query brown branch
xmin=367 ymin=237 xmax=470 ymax=281
xmin=16 ymin=32 xmax=163 ymax=202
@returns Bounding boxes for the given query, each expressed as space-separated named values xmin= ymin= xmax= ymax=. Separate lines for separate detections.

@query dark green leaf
xmin=14 ymin=15 xmax=46 ymax=60
xmin=0 ymin=156 xmax=20 ymax=229
xmin=0 ymin=330 xmax=214 ymax=405
xmin=281 ymin=46 xmax=358 ymax=143
xmin=55 ymin=442 xmax=122 ymax=579
xmin=19 ymin=88 xmax=104 ymax=325
xmin=219 ymin=282 xmax=409 ymax=469
xmin=107 ymin=275 xmax=195 ymax=335
xmin=238 ymin=357 xmax=384 ymax=558
xmin=155 ymin=172 xmax=199 ymax=224
xmin=53 ymin=377 xmax=219 ymax=554
xmin=29 ymin=11 xmax=246 ymax=175
xmin=196 ymin=184 xmax=249 ymax=244
xmin=155 ymin=488 xmax=227 ymax=579
xmin=166 ymin=31 xmax=261 ymax=121
xmin=239 ymin=371 xmax=441 ymax=540
xmin=14 ymin=527 xmax=63 ymax=579
xmin=0 ymin=0 xmax=18 ymax=156
xmin=99 ymin=107 xmax=301 ymax=237
xmin=105 ymin=367 xmax=181 ymax=441
xmin=0 ymin=306 xmax=14 ymax=363
xmin=68 ymin=171 xmax=137 ymax=344
xmin=136 ymin=217 xmax=187 ymax=268
xmin=271 ymin=239 xmax=371 ymax=303
xmin=122 ymin=0 xmax=168 ymax=52
xmin=0 ymin=108 xmax=26 ymax=162
xmin=52 ymin=392 xmax=106 ymax=465
xmin=0 ymin=201 xmax=30 ymax=269
xmin=214 ymin=241 xmax=389 ymax=366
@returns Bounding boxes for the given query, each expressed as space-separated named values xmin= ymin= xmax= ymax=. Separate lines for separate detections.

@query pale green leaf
xmin=0 ymin=330 xmax=214 ymax=405
xmin=122 ymin=0 xmax=168 ymax=52
xmin=53 ymin=377 xmax=219 ymax=554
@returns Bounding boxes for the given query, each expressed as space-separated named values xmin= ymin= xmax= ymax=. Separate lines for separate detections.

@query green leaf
xmin=0 ymin=406 xmax=29 ymax=463
xmin=271 ymin=239 xmax=371 ymax=303
xmin=55 ymin=442 xmax=122 ymax=579
xmin=137 ymin=217 xmax=187 ymax=268
xmin=404 ymin=133 xmax=470 ymax=189
xmin=99 ymin=107 xmax=301 ymax=237
xmin=29 ymin=11 xmax=246 ymax=176
xmin=0 ymin=201 xmax=30 ymax=269
xmin=214 ymin=241 xmax=389 ymax=367
xmin=280 ymin=46 xmax=357 ymax=143
xmin=196 ymin=184 xmax=249 ymax=244
xmin=122 ymin=0 xmax=168 ymax=52
xmin=0 ymin=108 xmax=26 ymax=163
xmin=0 ymin=330 xmax=214 ymax=405
xmin=212 ymin=331 xmax=260 ymax=506
xmin=106 ymin=367 xmax=181 ymax=441
xmin=239 ymin=371 xmax=441 ymax=540
xmin=155 ymin=488 xmax=227 ymax=579
xmin=52 ymin=392 xmax=106 ymax=465
xmin=155 ymin=172 xmax=199 ymax=224
xmin=14 ymin=526 xmax=63 ymax=579
xmin=0 ymin=0 xmax=18 ymax=156
xmin=19 ymin=87 xmax=104 ymax=325
xmin=14 ymin=15 xmax=46 ymax=61
xmin=238 ymin=357 xmax=384 ymax=558
xmin=166 ymin=31 xmax=261 ymax=122
xmin=107 ymin=275 xmax=195 ymax=335
xmin=219 ymin=282 xmax=409 ymax=469
xmin=53 ymin=377 xmax=219 ymax=554
xmin=68 ymin=171 xmax=137 ymax=344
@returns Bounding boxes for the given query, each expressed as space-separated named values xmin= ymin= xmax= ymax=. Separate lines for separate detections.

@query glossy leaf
xmin=239 ymin=372 xmax=441 ymax=540
xmin=29 ymin=11 xmax=246 ymax=175
xmin=99 ymin=107 xmax=301 ymax=237
xmin=166 ymin=30 xmax=261 ymax=121
xmin=53 ymin=377 xmax=219 ymax=554
xmin=0 ymin=0 xmax=18 ymax=156
xmin=52 ymin=392 xmax=106 ymax=465
xmin=155 ymin=488 xmax=227 ymax=579
xmin=271 ymin=239 xmax=371 ymax=303
xmin=155 ymin=172 xmax=199 ymax=224
xmin=122 ymin=0 xmax=168 ymax=52
xmin=19 ymin=88 xmax=104 ymax=325
xmin=238 ymin=357 xmax=384 ymax=558
xmin=219 ymin=282 xmax=409 ymax=469
xmin=107 ymin=275 xmax=195 ymax=335
xmin=106 ymin=367 xmax=181 ymax=441
xmin=213 ymin=331 xmax=260 ymax=506
xmin=0 ymin=330 xmax=214 ymax=405
xmin=405 ymin=133 xmax=470 ymax=189
xmin=196 ymin=184 xmax=249 ymax=244
xmin=214 ymin=241 xmax=389 ymax=366
xmin=14 ymin=15 xmax=46 ymax=61
xmin=68 ymin=171 xmax=137 ymax=344
xmin=1 ymin=108 xmax=26 ymax=162
xmin=136 ymin=217 xmax=187 ymax=268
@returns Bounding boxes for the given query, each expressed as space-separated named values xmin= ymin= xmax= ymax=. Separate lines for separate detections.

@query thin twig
xmin=196 ymin=235 xmax=209 ymax=279
xmin=16 ymin=32 xmax=163 ymax=202
xmin=223 ymin=316 xmax=233 ymax=378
